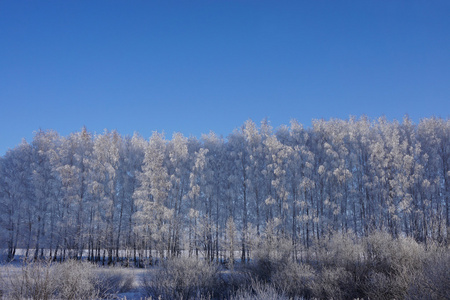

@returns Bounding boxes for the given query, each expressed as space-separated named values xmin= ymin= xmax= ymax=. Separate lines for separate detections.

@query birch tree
xmin=0 ymin=140 xmax=33 ymax=261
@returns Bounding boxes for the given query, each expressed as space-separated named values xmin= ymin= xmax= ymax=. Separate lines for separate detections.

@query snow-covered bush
xmin=313 ymin=230 xmax=364 ymax=271
xmin=309 ymin=231 xmax=365 ymax=299
xmin=53 ymin=260 xmax=135 ymax=299
xmin=310 ymin=266 xmax=354 ymax=299
xmin=52 ymin=260 xmax=100 ymax=300
xmin=1 ymin=259 xmax=56 ymax=300
xmin=307 ymin=230 xmax=427 ymax=299
xmin=0 ymin=259 xmax=134 ymax=300
xmin=243 ymin=233 xmax=315 ymax=298
xmin=362 ymin=231 xmax=425 ymax=299
xmin=407 ymin=243 xmax=450 ymax=300
xmin=142 ymin=256 xmax=219 ymax=300
xmin=271 ymin=262 xmax=314 ymax=298
xmin=247 ymin=233 xmax=293 ymax=282
xmin=232 ymin=280 xmax=287 ymax=300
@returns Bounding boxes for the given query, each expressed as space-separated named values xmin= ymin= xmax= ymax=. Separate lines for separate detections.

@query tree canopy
xmin=1 ymin=116 xmax=449 ymax=263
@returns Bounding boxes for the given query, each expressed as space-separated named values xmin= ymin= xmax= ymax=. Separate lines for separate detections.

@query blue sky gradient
xmin=1 ymin=1 xmax=449 ymax=154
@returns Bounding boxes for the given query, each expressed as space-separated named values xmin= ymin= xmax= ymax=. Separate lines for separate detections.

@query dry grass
xmin=0 ymin=259 xmax=135 ymax=299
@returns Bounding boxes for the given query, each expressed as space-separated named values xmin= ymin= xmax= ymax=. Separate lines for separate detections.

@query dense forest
xmin=1 ymin=116 xmax=449 ymax=265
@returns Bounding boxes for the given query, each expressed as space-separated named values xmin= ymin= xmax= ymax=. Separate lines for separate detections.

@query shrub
xmin=362 ymin=232 xmax=425 ymax=299
xmin=313 ymin=230 xmax=363 ymax=270
xmin=309 ymin=231 xmax=365 ymax=299
xmin=219 ymin=267 xmax=252 ymax=299
xmin=52 ymin=260 xmax=100 ymax=300
xmin=309 ymin=266 xmax=354 ymax=299
xmin=0 ymin=259 xmax=134 ymax=300
xmin=271 ymin=262 xmax=314 ymax=298
xmin=244 ymin=235 xmax=315 ymax=299
xmin=142 ymin=256 xmax=219 ymax=300
xmin=1 ymin=259 xmax=57 ymax=300
xmin=248 ymin=236 xmax=293 ymax=282
xmin=232 ymin=280 xmax=287 ymax=300
xmin=407 ymin=243 xmax=450 ymax=300
xmin=53 ymin=260 xmax=135 ymax=299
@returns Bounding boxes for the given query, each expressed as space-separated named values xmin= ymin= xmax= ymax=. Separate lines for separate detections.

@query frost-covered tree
xmin=1 ymin=116 xmax=449 ymax=264
xmin=116 ymin=133 xmax=146 ymax=263
xmin=133 ymin=132 xmax=173 ymax=261
xmin=30 ymin=130 xmax=61 ymax=260
xmin=228 ymin=127 xmax=252 ymax=263
xmin=0 ymin=140 xmax=33 ymax=260
xmin=88 ymin=130 xmax=121 ymax=264
xmin=51 ymin=127 xmax=93 ymax=261
xmin=165 ymin=133 xmax=191 ymax=256
xmin=200 ymin=132 xmax=231 ymax=261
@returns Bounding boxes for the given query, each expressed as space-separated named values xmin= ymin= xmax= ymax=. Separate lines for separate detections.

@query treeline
xmin=0 ymin=116 xmax=449 ymax=264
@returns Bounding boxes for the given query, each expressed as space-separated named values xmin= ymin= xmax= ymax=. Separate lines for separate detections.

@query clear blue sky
xmin=1 ymin=1 xmax=449 ymax=155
